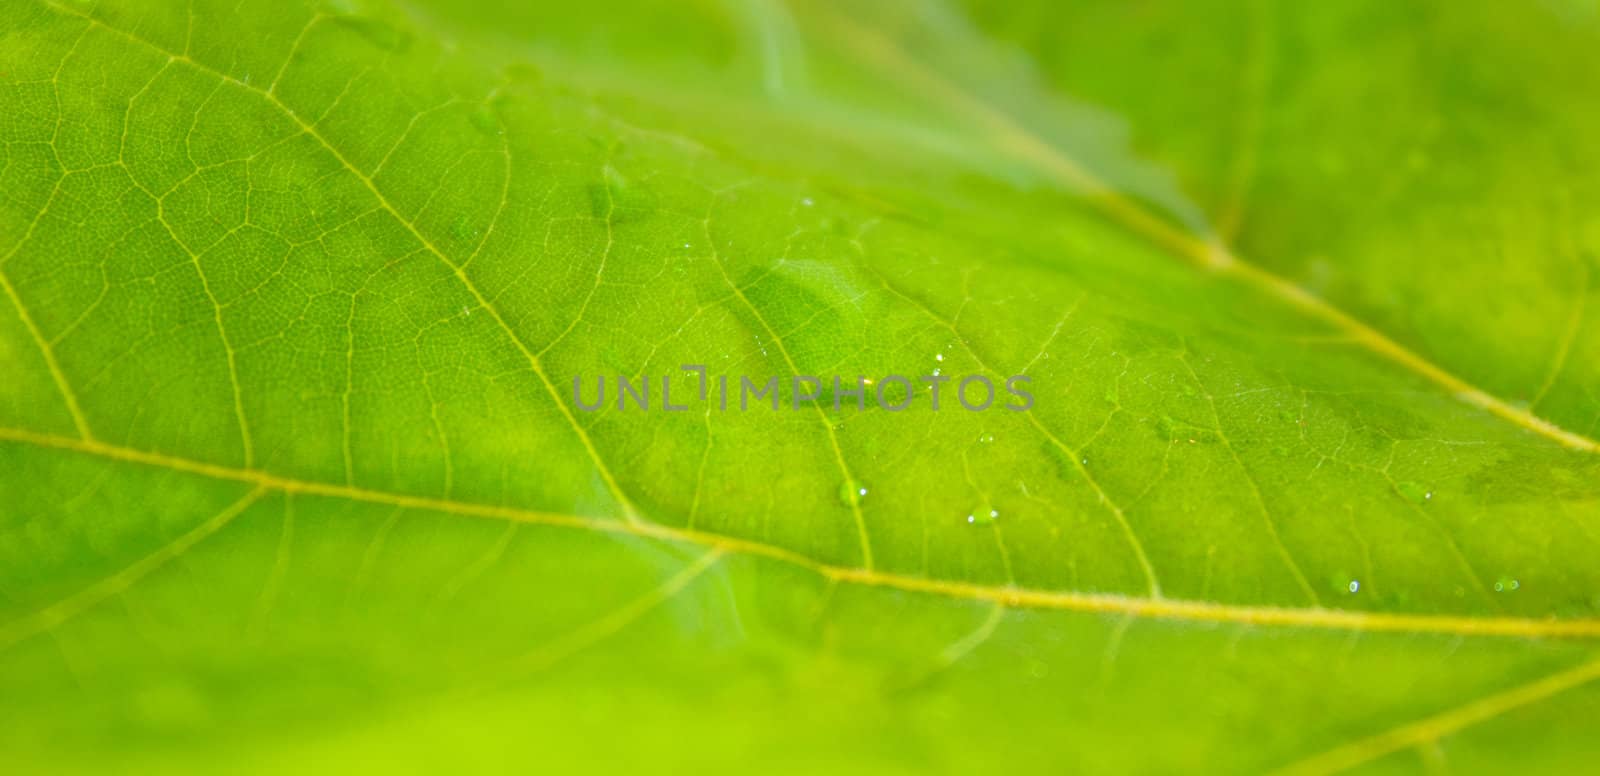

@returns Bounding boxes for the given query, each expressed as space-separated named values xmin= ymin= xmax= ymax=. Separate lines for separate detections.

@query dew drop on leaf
xmin=1397 ymin=481 xmax=1431 ymax=505
xmin=838 ymin=480 xmax=866 ymax=507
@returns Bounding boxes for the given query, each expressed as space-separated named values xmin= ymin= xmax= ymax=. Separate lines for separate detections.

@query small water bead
xmin=935 ymin=353 xmax=944 ymax=362
xmin=1397 ymin=481 xmax=1431 ymax=505
xmin=838 ymin=480 xmax=867 ymax=507
xmin=801 ymin=197 xmax=814 ymax=207
xmin=1348 ymin=580 xmax=1360 ymax=593
xmin=967 ymin=508 xmax=999 ymax=525
xmin=1493 ymin=576 xmax=1521 ymax=593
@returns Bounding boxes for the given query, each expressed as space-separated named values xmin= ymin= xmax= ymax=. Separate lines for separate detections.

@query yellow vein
xmin=1022 ymin=412 xmax=1161 ymax=597
xmin=5 ymin=426 xmax=1600 ymax=641
xmin=892 ymin=602 xmax=1008 ymax=693
xmin=815 ymin=9 xmax=1600 ymax=454
xmin=1271 ymin=654 xmax=1600 ymax=776
xmin=0 ymin=268 xmax=91 ymax=441
xmin=861 ymin=262 xmax=1159 ymax=596
xmin=1177 ymin=349 xmax=1320 ymax=606
xmin=0 ymin=192 xmax=94 ymax=441
xmin=43 ymin=0 xmax=642 ymax=522
xmin=0 ymin=485 xmax=266 ymax=650
xmin=703 ymin=210 xmax=875 ymax=569
xmin=0 ymin=17 xmax=95 ymax=442
xmin=139 ymin=182 xmax=254 ymax=467
xmin=937 ymin=602 xmax=1006 ymax=667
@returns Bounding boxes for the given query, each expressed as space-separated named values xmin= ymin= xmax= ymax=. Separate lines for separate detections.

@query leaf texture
xmin=1 ymin=0 xmax=1599 ymax=772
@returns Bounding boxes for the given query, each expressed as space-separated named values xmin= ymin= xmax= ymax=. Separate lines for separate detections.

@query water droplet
xmin=1080 ymin=458 xmax=1088 ymax=465
xmin=967 ymin=507 xmax=997 ymax=526
xmin=935 ymin=353 xmax=944 ymax=362
xmin=801 ymin=197 xmax=814 ymax=207
xmin=979 ymin=433 xmax=994 ymax=443
xmin=932 ymin=367 xmax=941 ymax=376
xmin=1348 ymin=580 xmax=1360 ymax=593
xmin=1397 ymin=481 xmax=1430 ymax=505
xmin=1494 ymin=576 xmax=1520 ymax=593
xmin=838 ymin=480 xmax=866 ymax=507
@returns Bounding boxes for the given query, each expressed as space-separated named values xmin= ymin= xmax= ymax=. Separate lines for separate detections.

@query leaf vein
xmin=4 ymin=426 xmax=1598 ymax=641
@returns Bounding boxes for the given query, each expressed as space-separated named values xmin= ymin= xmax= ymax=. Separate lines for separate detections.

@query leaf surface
xmin=2 ymin=0 xmax=1599 ymax=772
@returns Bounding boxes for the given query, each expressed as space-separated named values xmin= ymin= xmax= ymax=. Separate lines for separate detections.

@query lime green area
xmin=2 ymin=0 xmax=1599 ymax=772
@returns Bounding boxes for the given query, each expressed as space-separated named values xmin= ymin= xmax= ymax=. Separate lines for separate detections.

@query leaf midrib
xmin=813 ymin=7 xmax=1600 ymax=454
xmin=18 ymin=0 xmax=1598 ymax=640
xmin=4 ymin=425 xmax=1599 ymax=641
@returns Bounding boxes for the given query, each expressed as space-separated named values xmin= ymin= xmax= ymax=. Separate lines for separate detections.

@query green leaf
xmin=3 ymin=0 xmax=1599 ymax=772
